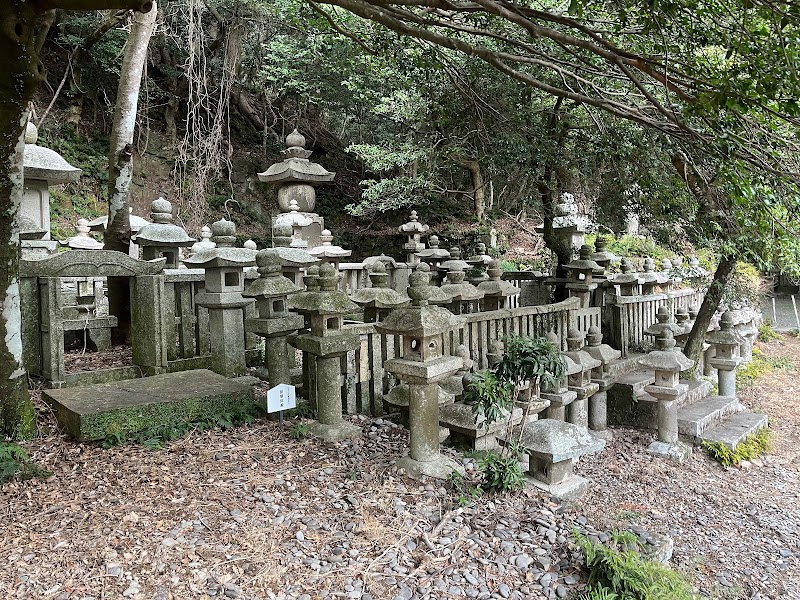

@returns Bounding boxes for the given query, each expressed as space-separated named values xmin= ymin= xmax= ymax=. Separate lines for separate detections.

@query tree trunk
xmin=0 ymin=2 xmax=45 ymax=438
xmin=683 ymin=256 xmax=737 ymax=368
xmin=105 ymin=1 xmax=157 ymax=344
xmin=463 ymin=159 xmax=486 ymax=221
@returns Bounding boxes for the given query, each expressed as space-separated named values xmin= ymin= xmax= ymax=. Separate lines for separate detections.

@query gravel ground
xmin=2 ymin=338 xmax=799 ymax=600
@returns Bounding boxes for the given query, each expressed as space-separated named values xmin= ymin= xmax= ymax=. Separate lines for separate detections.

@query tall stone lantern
xmin=21 ymin=122 xmax=81 ymax=254
xmin=399 ymin=210 xmax=429 ymax=265
xmin=707 ymin=311 xmax=744 ymax=400
xmin=259 ymin=129 xmax=333 ymax=248
xmin=638 ymin=329 xmax=694 ymax=462
xmin=563 ymin=328 xmax=601 ymax=431
xmin=584 ymin=326 xmax=621 ymax=439
xmin=132 ymin=198 xmax=195 ymax=267
xmin=244 ymin=250 xmax=305 ymax=387
xmin=639 ymin=258 xmax=660 ymax=295
xmin=416 ymin=235 xmax=450 ymax=286
xmin=376 ymin=269 xmax=464 ymax=479
xmin=289 ymin=263 xmax=362 ymax=441
xmin=613 ymin=259 xmax=641 ymax=296
xmin=184 ymin=219 xmax=256 ymax=377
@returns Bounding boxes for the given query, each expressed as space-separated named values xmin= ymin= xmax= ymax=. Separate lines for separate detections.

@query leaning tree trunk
xmin=0 ymin=0 xmax=152 ymax=438
xmin=463 ymin=159 xmax=486 ymax=221
xmin=683 ymin=256 xmax=737 ymax=370
xmin=106 ymin=1 xmax=157 ymax=345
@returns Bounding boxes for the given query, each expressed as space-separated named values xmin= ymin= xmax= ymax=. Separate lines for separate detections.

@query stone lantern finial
xmin=286 ymin=128 xmax=306 ymax=149
xmin=211 ymin=218 xmax=236 ymax=247
xmin=408 ymin=269 xmax=432 ymax=307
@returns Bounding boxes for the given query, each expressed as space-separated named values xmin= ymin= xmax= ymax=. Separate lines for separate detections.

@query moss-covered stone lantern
xmin=563 ymin=328 xmax=601 ymax=431
xmin=244 ymin=250 xmax=305 ymax=386
xmin=184 ymin=218 xmax=256 ymax=377
xmin=437 ymin=266 xmax=485 ymax=314
xmin=376 ymin=268 xmax=464 ymax=479
xmin=416 ymin=235 xmax=450 ymax=286
xmin=399 ymin=210 xmax=429 ymax=265
xmin=308 ymin=229 xmax=352 ymax=267
xmin=539 ymin=331 xmax=579 ymax=421
xmin=589 ymin=235 xmax=619 ymax=274
xmin=643 ymin=306 xmax=683 ymax=342
xmin=584 ymin=326 xmax=621 ymax=439
xmin=613 ymin=259 xmax=641 ymax=297
xmin=271 ymin=222 xmax=319 ymax=288
xmin=132 ymin=197 xmax=195 ymax=268
xmin=289 ymin=263 xmax=361 ymax=440
xmin=639 ymin=258 xmax=660 ymax=295
xmin=564 ymin=245 xmax=603 ymax=308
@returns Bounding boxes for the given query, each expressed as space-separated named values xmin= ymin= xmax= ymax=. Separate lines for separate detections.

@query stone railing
xmin=335 ymin=298 xmax=583 ymax=415
xmin=609 ymin=288 xmax=704 ymax=356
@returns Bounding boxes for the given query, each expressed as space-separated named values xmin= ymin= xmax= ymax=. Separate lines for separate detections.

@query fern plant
xmin=1 ymin=441 xmax=50 ymax=484
xmin=702 ymin=427 xmax=772 ymax=467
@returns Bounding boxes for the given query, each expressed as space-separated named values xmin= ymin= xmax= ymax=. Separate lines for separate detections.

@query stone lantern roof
xmin=243 ymin=249 xmax=302 ymax=299
xmin=23 ymin=123 xmax=81 ymax=184
xmin=439 ymin=266 xmax=485 ymax=302
xmin=414 ymin=264 xmax=452 ymax=303
xmin=190 ymin=226 xmax=216 ymax=254
xmin=61 ymin=218 xmax=103 ymax=250
xmin=590 ymin=235 xmax=619 ymax=269
xmin=467 ymin=243 xmax=493 ymax=268
xmin=584 ymin=325 xmax=621 ymax=365
xmin=438 ymin=247 xmax=469 ymax=273
xmin=478 ymin=259 xmax=520 ymax=297
xmin=376 ymin=269 xmax=462 ymax=338
xmin=290 ymin=263 xmax=359 ymax=315
xmin=613 ymin=259 xmax=640 ymax=285
xmin=706 ymin=311 xmax=744 ymax=347
xmin=257 ymin=129 xmax=335 ymax=185
xmin=565 ymin=245 xmax=604 ymax=276
xmin=132 ymin=197 xmax=195 ymax=248
xmin=351 ymin=262 xmax=410 ymax=310
xmin=271 ymin=223 xmax=319 ymax=267
xmin=643 ymin=306 xmax=683 ymax=338
xmin=86 ymin=207 xmax=149 ymax=233
xmin=517 ymin=418 xmax=604 ymax=462
xmin=416 ymin=235 xmax=450 ymax=261
xmin=183 ymin=219 xmax=256 ymax=268
xmin=398 ymin=210 xmax=429 ymax=237
xmin=308 ymin=229 xmax=352 ymax=261
xmin=564 ymin=328 xmax=601 ymax=371
xmin=638 ymin=330 xmax=694 ymax=372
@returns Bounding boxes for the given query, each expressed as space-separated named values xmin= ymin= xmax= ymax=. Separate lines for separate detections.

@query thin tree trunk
xmin=106 ymin=1 xmax=157 ymax=344
xmin=683 ymin=256 xmax=737 ymax=369
xmin=463 ymin=159 xmax=486 ymax=221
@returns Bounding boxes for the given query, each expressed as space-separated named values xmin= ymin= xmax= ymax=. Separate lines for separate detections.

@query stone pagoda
xmin=21 ymin=121 xmax=81 ymax=255
xmin=259 ymin=129 xmax=334 ymax=248
xmin=398 ymin=210 xmax=429 ymax=265
xmin=132 ymin=198 xmax=195 ymax=268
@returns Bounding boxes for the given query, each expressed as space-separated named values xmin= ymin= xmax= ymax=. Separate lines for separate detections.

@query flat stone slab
xmin=700 ymin=411 xmax=769 ymax=451
xmin=678 ymin=378 xmax=713 ymax=407
xmin=615 ymin=371 xmax=655 ymax=394
xmin=43 ymin=370 xmax=257 ymax=441
xmin=678 ymin=395 xmax=740 ymax=438
xmin=526 ymin=473 xmax=591 ymax=504
xmin=647 ymin=440 xmax=692 ymax=463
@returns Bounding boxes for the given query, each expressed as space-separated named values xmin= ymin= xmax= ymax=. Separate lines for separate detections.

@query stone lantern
xmin=639 ymin=258 xmax=660 ymax=295
xmin=674 ymin=307 xmax=691 ymax=347
xmin=61 ymin=218 xmax=103 ymax=250
xmin=638 ymin=330 xmax=694 ymax=462
xmin=590 ymin=235 xmax=619 ymax=274
xmin=466 ymin=243 xmax=493 ymax=285
xmin=21 ymin=122 xmax=81 ymax=254
xmin=437 ymin=266 xmax=485 ymax=314
xmin=86 ymin=207 xmax=149 ymax=258
xmin=584 ymin=326 xmax=621 ymax=439
xmin=478 ymin=259 xmax=520 ymax=310
xmin=509 ymin=419 xmax=605 ymax=502
xmin=535 ymin=192 xmax=590 ymax=257
xmin=184 ymin=219 xmax=256 ymax=377
xmin=399 ymin=210 xmax=429 ymax=265
xmin=275 ymin=199 xmax=313 ymax=248
xmin=540 ymin=332 xmax=580 ymax=421
xmin=438 ymin=246 xmax=469 ymax=277
xmin=376 ymin=268 xmax=464 ymax=479
xmin=244 ymin=250 xmax=305 ymax=387
xmin=351 ymin=262 xmax=410 ymax=322
xmin=564 ymin=245 xmax=603 ymax=308
xmin=190 ymin=225 xmax=216 ymax=255
xmin=707 ymin=311 xmax=744 ymax=399
xmin=308 ymin=229 xmax=352 ymax=267
xmin=271 ymin=223 xmax=319 ymax=288
xmin=132 ymin=198 xmax=195 ymax=268
xmin=289 ymin=263 xmax=362 ymax=441
xmin=563 ymin=328 xmax=601 ymax=430
xmin=416 ymin=235 xmax=450 ymax=286
xmin=259 ymin=129 xmax=333 ymax=248
xmin=643 ymin=306 xmax=683 ymax=343
xmin=613 ymin=259 xmax=641 ymax=296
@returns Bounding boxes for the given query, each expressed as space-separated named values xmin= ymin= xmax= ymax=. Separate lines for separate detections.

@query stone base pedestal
xmin=592 ymin=429 xmax=614 ymax=441
xmin=397 ymin=453 xmax=464 ymax=480
xmin=309 ymin=419 xmax=362 ymax=442
xmin=541 ymin=389 xmax=576 ymax=421
xmin=647 ymin=440 xmax=692 ymax=463
xmin=526 ymin=473 xmax=591 ymax=503
xmin=440 ymin=402 xmax=523 ymax=451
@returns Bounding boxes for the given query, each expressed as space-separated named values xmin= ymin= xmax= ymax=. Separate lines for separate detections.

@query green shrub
xmin=702 ymin=428 xmax=772 ymax=467
xmin=574 ymin=530 xmax=698 ymax=600
xmin=466 ymin=370 xmax=514 ymax=428
xmin=736 ymin=353 xmax=793 ymax=388
xmin=478 ymin=452 xmax=524 ymax=494
xmin=757 ymin=322 xmax=781 ymax=342
xmin=289 ymin=422 xmax=311 ymax=440
xmin=0 ymin=441 xmax=51 ymax=484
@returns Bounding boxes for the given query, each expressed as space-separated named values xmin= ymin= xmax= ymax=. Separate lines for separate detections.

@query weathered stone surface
xmin=43 ymin=370 xmax=256 ymax=441
xmin=20 ymin=250 xmax=166 ymax=277
xmin=515 ymin=419 xmax=605 ymax=463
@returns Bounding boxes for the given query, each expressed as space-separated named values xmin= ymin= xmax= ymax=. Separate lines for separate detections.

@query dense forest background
xmin=33 ymin=0 xmax=696 ymax=262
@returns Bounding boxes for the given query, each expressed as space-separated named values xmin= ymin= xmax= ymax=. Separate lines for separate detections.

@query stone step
xmin=606 ymin=353 xmax=646 ymax=378
xmin=43 ymin=369 xmax=257 ymax=441
xmin=678 ymin=395 xmax=740 ymax=438
xmin=700 ymin=412 xmax=769 ymax=451
xmin=616 ymin=371 xmax=656 ymax=394
xmin=677 ymin=379 xmax=713 ymax=408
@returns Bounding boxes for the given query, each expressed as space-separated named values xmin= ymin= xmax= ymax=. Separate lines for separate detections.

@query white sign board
xmin=267 ymin=384 xmax=297 ymax=413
